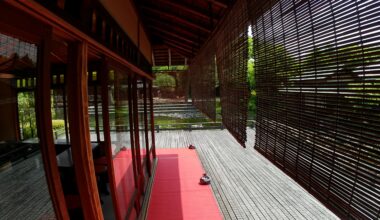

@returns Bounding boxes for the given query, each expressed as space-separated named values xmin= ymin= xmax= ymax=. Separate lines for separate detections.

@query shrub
xmin=52 ymin=120 xmax=65 ymax=130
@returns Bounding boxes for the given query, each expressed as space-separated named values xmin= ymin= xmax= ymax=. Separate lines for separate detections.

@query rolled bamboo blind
xmin=190 ymin=42 xmax=217 ymax=120
xmin=251 ymin=0 xmax=380 ymax=219
xmin=216 ymin=0 xmax=250 ymax=147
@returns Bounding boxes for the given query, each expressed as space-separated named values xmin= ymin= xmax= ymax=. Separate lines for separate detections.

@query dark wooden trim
xmin=7 ymin=1 xmax=153 ymax=80
xmin=155 ymin=34 xmax=196 ymax=51
xmin=0 ymin=2 xmax=45 ymax=43
xmin=37 ymin=28 xmax=70 ymax=220
xmin=207 ymin=0 xmax=228 ymax=8
xmin=142 ymin=79 xmax=151 ymax=176
xmin=138 ymin=157 xmax=158 ymax=220
xmin=149 ymin=26 xmax=199 ymax=45
xmin=131 ymin=76 xmax=143 ymax=208
xmin=145 ymin=18 xmax=207 ymax=41
xmin=148 ymin=82 xmax=156 ymax=159
xmin=127 ymin=75 xmax=139 ymax=187
xmin=157 ymin=0 xmax=218 ymax=23
xmin=94 ymin=84 xmax=100 ymax=143
xmin=162 ymin=42 xmax=195 ymax=58
xmin=140 ymin=6 xmax=211 ymax=34
xmin=62 ymin=87 xmax=69 ymax=143
xmin=67 ymin=42 xmax=103 ymax=220
xmin=99 ymin=57 xmax=122 ymax=220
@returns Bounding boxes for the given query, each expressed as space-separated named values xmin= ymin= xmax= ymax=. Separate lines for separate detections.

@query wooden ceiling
xmin=134 ymin=0 xmax=232 ymax=66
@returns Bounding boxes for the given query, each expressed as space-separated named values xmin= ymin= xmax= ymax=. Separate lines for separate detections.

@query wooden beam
xmin=149 ymin=26 xmax=198 ymax=45
xmin=152 ymin=51 xmax=156 ymax=66
xmin=151 ymin=32 xmax=198 ymax=51
xmin=148 ymin=82 xmax=156 ymax=159
xmin=157 ymin=0 xmax=218 ymax=23
xmin=57 ymin=0 xmax=65 ymax=9
xmin=164 ymin=45 xmax=193 ymax=59
xmin=131 ymin=76 xmax=144 ymax=206
xmin=163 ymin=41 xmax=193 ymax=55
xmin=168 ymin=48 xmax=171 ymax=67
xmin=144 ymin=17 xmax=207 ymax=41
xmin=159 ymin=38 xmax=195 ymax=51
xmin=142 ymin=79 xmax=151 ymax=176
xmin=207 ymin=0 xmax=228 ymax=8
xmin=159 ymin=38 xmax=196 ymax=52
xmin=67 ymin=42 xmax=103 ymax=220
xmin=127 ymin=76 xmax=138 ymax=188
xmin=8 ymin=0 xmax=153 ymax=80
xmin=140 ymin=6 xmax=211 ymax=33
xmin=159 ymin=41 xmax=193 ymax=54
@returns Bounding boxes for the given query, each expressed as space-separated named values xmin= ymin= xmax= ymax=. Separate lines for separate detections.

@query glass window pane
xmin=108 ymin=68 xmax=134 ymax=219
xmin=0 ymin=33 xmax=56 ymax=219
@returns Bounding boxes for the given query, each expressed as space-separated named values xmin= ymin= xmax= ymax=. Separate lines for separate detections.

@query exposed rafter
xmin=163 ymin=41 xmax=194 ymax=57
xmin=149 ymin=26 xmax=200 ymax=46
xmin=157 ymin=0 xmax=219 ymax=23
xmin=151 ymin=51 xmax=156 ymax=66
xmin=207 ymin=0 xmax=228 ymax=8
xmin=140 ymin=6 xmax=211 ymax=33
xmin=153 ymin=32 xmax=197 ymax=53
xmin=134 ymin=0 xmax=232 ymax=66
xmin=165 ymin=47 xmax=193 ymax=60
xmin=144 ymin=17 xmax=207 ymax=41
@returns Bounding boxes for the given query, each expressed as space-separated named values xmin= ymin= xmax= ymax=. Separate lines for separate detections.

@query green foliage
xmin=52 ymin=120 xmax=65 ymax=130
xmin=152 ymin=65 xmax=188 ymax=72
xmin=18 ymin=92 xmax=37 ymax=140
xmin=153 ymin=73 xmax=176 ymax=88
xmin=248 ymin=58 xmax=255 ymax=91
xmin=303 ymin=44 xmax=380 ymax=106
xmin=303 ymin=44 xmax=380 ymax=73
xmin=248 ymin=37 xmax=257 ymax=119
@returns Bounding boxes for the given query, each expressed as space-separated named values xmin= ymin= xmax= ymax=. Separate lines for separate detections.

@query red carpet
xmin=147 ymin=148 xmax=222 ymax=220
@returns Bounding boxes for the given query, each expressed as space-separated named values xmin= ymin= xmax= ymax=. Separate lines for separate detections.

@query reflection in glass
xmin=0 ymin=33 xmax=55 ymax=219
xmin=108 ymin=68 xmax=135 ymax=219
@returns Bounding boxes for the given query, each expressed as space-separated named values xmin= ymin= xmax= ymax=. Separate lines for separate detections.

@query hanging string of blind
xmin=251 ymin=0 xmax=380 ymax=219
xmin=190 ymin=0 xmax=250 ymax=146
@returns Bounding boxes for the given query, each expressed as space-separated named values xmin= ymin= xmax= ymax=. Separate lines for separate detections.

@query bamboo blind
xmin=251 ymin=0 xmax=380 ymax=219
xmin=190 ymin=42 xmax=217 ymax=120
xmin=216 ymin=0 xmax=250 ymax=147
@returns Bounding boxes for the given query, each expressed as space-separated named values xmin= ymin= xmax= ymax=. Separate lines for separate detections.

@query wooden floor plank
xmin=155 ymin=129 xmax=338 ymax=220
xmin=1 ymin=129 xmax=338 ymax=220
xmin=0 ymin=153 xmax=55 ymax=219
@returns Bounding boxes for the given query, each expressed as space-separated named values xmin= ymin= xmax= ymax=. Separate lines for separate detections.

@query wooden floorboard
xmin=1 ymin=129 xmax=338 ymax=219
xmin=0 ymin=153 xmax=55 ymax=220
xmin=155 ymin=129 xmax=338 ymax=220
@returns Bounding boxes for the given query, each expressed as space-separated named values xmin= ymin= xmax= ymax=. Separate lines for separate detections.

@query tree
xmin=153 ymin=73 xmax=176 ymax=88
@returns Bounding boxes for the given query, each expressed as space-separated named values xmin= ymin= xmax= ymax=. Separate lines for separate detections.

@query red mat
xmin=147 ymin=148 xmax=222 ymax=220
xmin=112 ymin=150 xmax=135 ymax=219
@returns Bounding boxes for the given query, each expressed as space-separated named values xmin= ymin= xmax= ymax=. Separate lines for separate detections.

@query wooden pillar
xmin=168 ymin=48 xmax=172 ymax=67
xmin=94 ymin=84 xmax=100 ymax=143
xmin=149 ymin=82 xmax=156 ymax=159
xmin=132 ymin=76 xmax=143 ymax=203
xmin=127 ymin=76 xmax=138 ymax=187
xmin=62 ymin=87 xmax=69 ymax=143
xmin=142 ymin=79 xmax=151 ymax=176
xmin=99 ymin=58 xmax=122 ymax=220
xmin=67 ymin=42 xmax=103 ymax=220
xmin=36 ymin=28 xmax=69 ymax=220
